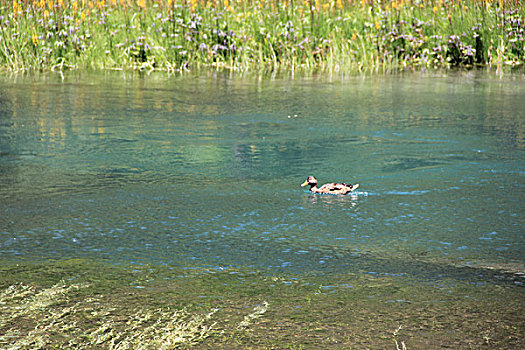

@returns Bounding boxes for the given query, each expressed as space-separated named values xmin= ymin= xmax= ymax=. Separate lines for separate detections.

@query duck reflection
xmin=303 ymin=191 xmax=360 ymax=208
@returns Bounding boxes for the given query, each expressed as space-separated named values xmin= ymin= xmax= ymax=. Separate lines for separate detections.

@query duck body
xmin=301 ymin=176 xmax=359 ymax=195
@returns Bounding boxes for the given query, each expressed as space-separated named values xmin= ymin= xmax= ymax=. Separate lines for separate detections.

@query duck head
xmin=301 ymin=176 xmax=318 ymax=188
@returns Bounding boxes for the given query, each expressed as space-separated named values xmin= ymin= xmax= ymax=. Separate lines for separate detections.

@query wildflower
xmin=44 ymin=9 xmax=50 ymax=19
xmin=32 ymin=27 xmax=39 ymax=46
xmin=80 ymin=11 xmax=86 ymax=22
xmin=12 ymin=0 xmax=21 ymax=18
xmin=137 ymin=0 xmax=146 ymax=10
xmin=433 ymin=6 xmax=438 ymax=14
xmin=190 ymin=0 xmax=197 ymax=12
xmin=72 ymin=1 xmax=78 ymax=11
xmin=375 ymin=21 xmax=380 ymax=30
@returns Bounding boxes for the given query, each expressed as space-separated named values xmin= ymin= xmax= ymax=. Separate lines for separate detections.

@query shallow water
xmin=0 ymin=70 xmax=524 ymax=284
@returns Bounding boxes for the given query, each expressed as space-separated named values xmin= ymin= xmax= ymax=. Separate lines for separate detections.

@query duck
xmin=301 ymin=176 xmax=359 ymax=195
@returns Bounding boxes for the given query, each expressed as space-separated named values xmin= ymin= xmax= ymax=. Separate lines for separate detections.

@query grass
xmin=0 ymin=0 xmax=523 ymax=72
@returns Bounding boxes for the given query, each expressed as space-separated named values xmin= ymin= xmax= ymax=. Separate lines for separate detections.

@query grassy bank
xmin=0 ymin=0 xmax=523 ymax=72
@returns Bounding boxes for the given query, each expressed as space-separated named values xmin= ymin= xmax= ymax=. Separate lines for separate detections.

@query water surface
xmin=1 ymin=71 xmax=524 ymax=284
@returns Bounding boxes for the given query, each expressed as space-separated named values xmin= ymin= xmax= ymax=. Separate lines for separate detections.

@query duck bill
xmin=301 ymin=180 xmax=309 ymax=187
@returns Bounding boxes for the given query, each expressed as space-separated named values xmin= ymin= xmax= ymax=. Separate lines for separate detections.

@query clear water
xmin=1 ymin=71 xmax=524 ymax=281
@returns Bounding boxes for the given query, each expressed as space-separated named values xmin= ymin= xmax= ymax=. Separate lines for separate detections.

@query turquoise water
xmin=0 ymin=71 xmax=523 ymax=282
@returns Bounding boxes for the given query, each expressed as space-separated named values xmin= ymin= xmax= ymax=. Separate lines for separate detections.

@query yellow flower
xmin=72 ymin=0 xmax=78 ymax=11
xmin=336 ymin=0 xmax=342 ymax=9
xmin=351 ymin=31 xmax=357 ymax=41
xmin=32 ymin=28 xmax=39 ymax=46
xmin=137 ymin=0 xmax=146 ymax=9
xmin=12 ymin=0 xmax=21 ymax=18
xmin=433 ymin=6 xmax=438 ymax=14
xmin=375 ymin=21 xmax=380 ymax=30
xmin=167 ymin=0 xmax=173 ymax=6
xmin=464 ymin=5 xmax=468 ymax=11
xmin=80 ymin=10 xmax=86 ymax=21
xmin=44 ymin=9 xmax=50 ymax=19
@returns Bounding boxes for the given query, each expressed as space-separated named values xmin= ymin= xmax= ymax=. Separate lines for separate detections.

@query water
xmin=1 ymin=71 xmax=524 ymax=283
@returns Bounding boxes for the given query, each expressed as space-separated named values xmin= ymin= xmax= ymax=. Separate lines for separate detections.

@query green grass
xmin=0 ymin=0 xmax=523 ymax=71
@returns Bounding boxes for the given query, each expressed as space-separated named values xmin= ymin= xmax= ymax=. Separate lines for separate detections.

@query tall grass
xmin=0 ymin=0 xmax=523 ymax=72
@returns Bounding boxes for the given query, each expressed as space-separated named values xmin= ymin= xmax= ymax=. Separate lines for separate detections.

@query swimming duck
xmin=301 ymin=176 xmax=359 ymax=195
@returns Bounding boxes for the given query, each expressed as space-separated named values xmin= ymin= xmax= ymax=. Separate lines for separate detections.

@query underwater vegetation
xmin=0 ymin=260 xmax=523 ymax=349
xmin=0 ymin=0 xmax=523 ymax=72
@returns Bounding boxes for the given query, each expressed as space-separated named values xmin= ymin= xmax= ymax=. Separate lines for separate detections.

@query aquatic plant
xmin=237 ymin=301 xmax=269 ymax=328
xmin=0 ymin=258 xmax=524 ymax=349
xmin=0 ymin=0 xmax=523 ymax=72
xmin=0 ymin=282 xmax=220 ymax=349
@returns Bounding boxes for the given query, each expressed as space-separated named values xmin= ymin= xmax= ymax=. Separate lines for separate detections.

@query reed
xmin=0 ymin=0 xmax=523 ymax=72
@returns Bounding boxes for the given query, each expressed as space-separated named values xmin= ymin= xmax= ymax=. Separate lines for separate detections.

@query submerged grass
xmin=0 ymin=282 xmax=219 ymax=349
xmin=0 ymin=0 xmax=523 ymax=72
xmin=0 ymin=259 xmax=523 ymax=349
